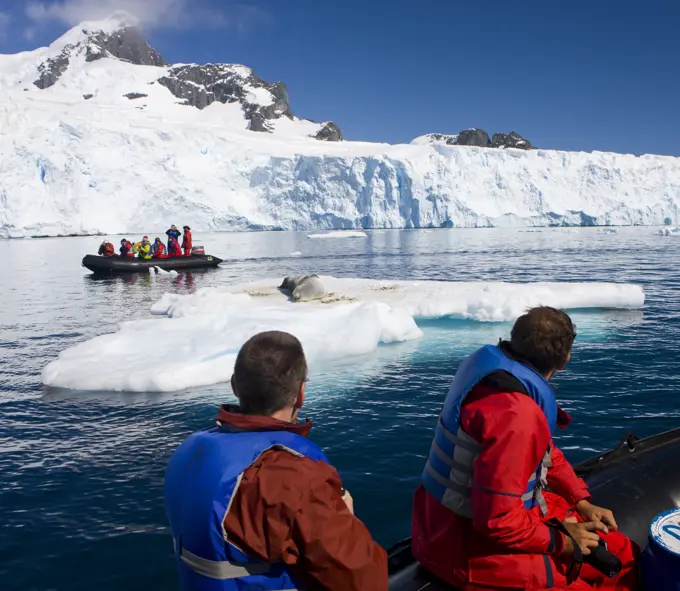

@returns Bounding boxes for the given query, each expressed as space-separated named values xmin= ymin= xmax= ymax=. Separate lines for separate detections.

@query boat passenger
xmin=412 ymin=306 xmax=638 ymax=591
xmin=164 ymin=330 xmax=388 ymax=591
xmin=119 ymin=239 xmax=134 ymax=257
xmin=168 ymin=236 xmax=182 ymax=257
xmin=98 ymin=239 xmax=115 ymax=257
xmin=136 ymin=236 xmax=152 ymax=260
xmin=166 ymin=224 xmax=181 ymax=251
xmin=151 ymin=238 xmax=166 ymax=258
xmin=181 ymin=225 xmax=192 ymax=256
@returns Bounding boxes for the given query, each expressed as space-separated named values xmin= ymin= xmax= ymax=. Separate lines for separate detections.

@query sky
xmin=0 ymin=0 xmax=679 ymax=156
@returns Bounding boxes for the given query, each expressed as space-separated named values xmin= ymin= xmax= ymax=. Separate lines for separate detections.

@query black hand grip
xmin=584 ymin=538 xmax=622 ymax=578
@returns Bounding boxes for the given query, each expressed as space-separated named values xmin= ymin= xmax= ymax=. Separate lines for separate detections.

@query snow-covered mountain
xmin=1 ymin=14 xmax=679 ymax=238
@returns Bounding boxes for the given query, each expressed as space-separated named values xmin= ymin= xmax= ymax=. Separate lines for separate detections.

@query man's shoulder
xmin=241 ymin=446 xmax=340 ymax=508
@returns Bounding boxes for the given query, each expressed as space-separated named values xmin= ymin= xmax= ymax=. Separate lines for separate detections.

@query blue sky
xmin=1 ymin=0 xmax=679 ymax=156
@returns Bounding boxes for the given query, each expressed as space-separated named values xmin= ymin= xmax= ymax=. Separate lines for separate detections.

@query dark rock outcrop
xmin=492 ymin=131 xmax=533 ymax=150
xmin=84 ymin=27 xmax=166 ymax=66
xmin=34 ymin=49 xmax=72 ymax=89
xmin=456 ymin=129 xmax=491 ymax=147
xmin=416 ymin=129 xmax=535 ymax=150
xmin=157 ymin=64 xmax=293 ymax=134
xmin=314 ymin=122 xmax=344 ymax=141
xmin=83 ymin=93 xmax=94 ymax=100
xmin=123 ymin=92 xmax=148 ymax=100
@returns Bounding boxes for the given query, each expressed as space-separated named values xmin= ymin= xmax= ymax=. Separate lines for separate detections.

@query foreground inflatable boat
xmin=82 ymin=254 xmax=223 ymax=275
xmin=388 ymin=427 xmax=680 ymax=590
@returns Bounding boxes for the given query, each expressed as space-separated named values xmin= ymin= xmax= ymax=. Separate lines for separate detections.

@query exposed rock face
xmin=83 ymin=93 xmax=94 ymax=100
xmin=123 ymin=92 xmax=148 ymax=100
xmin=34 ymin=50 xmax=72 ymax=89
xmin=84 ymin=28 xmax=166 ymax=66
xmin=456 ymin=128 xmax=491 ymax=147
xmin=492 ymin=131 xmax=533 ymax=150
xmin=413 ymin=129 xmax=535 ymax=150
xmin=314 ymin=122 xmax=344 ymax=141
xmin=157 ymin=64 xmax=293 ymax=133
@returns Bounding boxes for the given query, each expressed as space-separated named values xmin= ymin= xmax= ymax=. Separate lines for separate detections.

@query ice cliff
xmin=1 ymin=14 xmax=679 ymax=238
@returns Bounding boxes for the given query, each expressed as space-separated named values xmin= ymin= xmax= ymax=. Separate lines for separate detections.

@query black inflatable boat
xmin=388 ymin=427 xmax=680 ymax=590
xmin=82 ymin=254 xmax=223 ymax=275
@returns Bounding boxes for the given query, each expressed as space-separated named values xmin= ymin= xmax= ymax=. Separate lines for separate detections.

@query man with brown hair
xmin=412 ymin=306 xmax=638 ymax=591
xmin=165 ymin=330 xmax=387 ymax=591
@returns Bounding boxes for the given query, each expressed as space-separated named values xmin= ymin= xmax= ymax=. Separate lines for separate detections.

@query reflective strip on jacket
xmin=165 ymin=426 xmax=330 ymax=591
xmin=422 ymin=345 xmax=558 ymax=519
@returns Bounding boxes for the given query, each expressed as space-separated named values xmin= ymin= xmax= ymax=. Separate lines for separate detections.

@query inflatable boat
xmin=388 ymin=427 xmax=680 ymax=590
xmin=82 ymin=254 xmax=223 ymax=275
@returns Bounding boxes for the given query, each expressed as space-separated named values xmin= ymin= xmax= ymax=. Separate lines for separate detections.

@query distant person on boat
xmin=151 ymin=237 xmax=166 ymax=258
xmin=166 ymin=225 xmax=181 ymax=251
xmin=411 ymin=307 xmax=638 ymax=591
xmin=181 ymin=225 xmax=192 ymax=256
xmin=119 ymin=239 xmax=134 ymax=257
xmin=168 ymin=236 xmax=182 ymax=257
xmin=136 ymin=237 xmax=152 ymax=260
xmin=164 ymin=330 xmax=387 ymax=591
xmin=98 ymin=239 xmax=115 ymax=257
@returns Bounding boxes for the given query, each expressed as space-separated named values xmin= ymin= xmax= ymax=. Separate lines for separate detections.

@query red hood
xmin=216 ymin=404 xmax=312 ymax=437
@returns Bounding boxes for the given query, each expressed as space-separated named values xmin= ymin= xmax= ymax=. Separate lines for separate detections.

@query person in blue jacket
xmin=166 ymin=225 xmax=181 ymax=251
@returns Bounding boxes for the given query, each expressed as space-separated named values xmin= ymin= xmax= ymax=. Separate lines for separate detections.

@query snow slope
xmin=42 ymin=277 xmax=644 ymax=392
xmin=2 ymin=16 xmax=680 ymax=237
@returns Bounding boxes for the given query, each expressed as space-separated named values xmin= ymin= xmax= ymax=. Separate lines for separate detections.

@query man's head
xmin=171 ymin=225 xmax=177 ymax=230
xmin=510 ymin=306 xmax=576 ymax=378
xmin=232 ymin=331 xmax=308 ymax=419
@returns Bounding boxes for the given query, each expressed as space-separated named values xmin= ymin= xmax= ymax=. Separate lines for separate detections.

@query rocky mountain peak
xmin=33 ymin=16 xmax=166 ymax=89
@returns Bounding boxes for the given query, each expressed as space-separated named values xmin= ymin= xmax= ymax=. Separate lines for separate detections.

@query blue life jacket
xmin=422 ymin=344 xmax=558 ymax=518
xmin=165 ymin=426 xmax=330 ymax=591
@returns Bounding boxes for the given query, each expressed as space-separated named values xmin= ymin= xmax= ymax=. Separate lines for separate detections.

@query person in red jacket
xmin=168 ymin=236 xmax=182 ymax=257
xmin=181 ymin=225 xmax=192 ymax=256
xmin=412 ymin=307 xmax=638 ymax=591
xmin=98 ymin=239 xmax=115 ymax=256
xmin=151 ymin=237 xmax=166 ymax=258
xmin=164 ymin=331 xmax=387 ymax=591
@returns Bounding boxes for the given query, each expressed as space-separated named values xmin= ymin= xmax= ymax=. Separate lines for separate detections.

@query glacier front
xmin=1 ymin=16 xmax=680 ymax=238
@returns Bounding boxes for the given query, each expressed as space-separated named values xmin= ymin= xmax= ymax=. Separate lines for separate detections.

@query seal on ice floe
xmin=279 ymin=274 xmax=327 ymax=302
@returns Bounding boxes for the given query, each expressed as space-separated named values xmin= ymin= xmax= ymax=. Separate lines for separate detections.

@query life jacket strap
xmin=175 ymin=539 xmax=279 ymax=581
xmin=438 ymin=416 xmax=482 ymax=454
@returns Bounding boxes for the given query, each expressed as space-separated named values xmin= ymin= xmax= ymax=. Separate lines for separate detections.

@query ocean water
xmin=2 ymin=227 xmax=680 ymax=591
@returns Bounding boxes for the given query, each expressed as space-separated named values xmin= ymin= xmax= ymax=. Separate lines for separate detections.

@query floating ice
xmin=306 ymin=231 xmax=368 ymax=239
xmin=42 ymin=276 xmax=645 ymax=392
xmin=42 ymin=291 xmax=423 ymax=392
xmin=597 ymin=228 xmax=618 ymax=235
xmin=659 ymin=228 xmax=680 ymax=236
xmin=220 ymin=276 xmax=645 ymax=322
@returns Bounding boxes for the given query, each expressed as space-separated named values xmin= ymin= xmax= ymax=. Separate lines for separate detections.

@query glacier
xmin=2 ymin=16 xmax=680 ymax=238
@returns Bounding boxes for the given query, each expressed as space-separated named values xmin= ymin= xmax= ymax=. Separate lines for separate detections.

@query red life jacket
xmin=182 ymin=229 xmax=192 ymax=250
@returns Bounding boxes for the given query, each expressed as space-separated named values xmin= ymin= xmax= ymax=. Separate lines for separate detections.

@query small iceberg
xmin=307 ymin=230 xmax=367 ymax=239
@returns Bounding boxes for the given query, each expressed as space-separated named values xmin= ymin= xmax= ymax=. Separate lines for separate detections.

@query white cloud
xmin=24 ymin=0 xmax=269 ymax=32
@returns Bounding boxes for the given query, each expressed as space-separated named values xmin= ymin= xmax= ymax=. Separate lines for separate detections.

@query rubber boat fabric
xmin=81 ymin=253 xmax=222 ymax=274
xmin=388 ymin=426 xmax=680 ymax=590
xmin=422 ymin=344 xmax=558 ymax=520
xmin=165 ymin=425 xmax=330 ymax=591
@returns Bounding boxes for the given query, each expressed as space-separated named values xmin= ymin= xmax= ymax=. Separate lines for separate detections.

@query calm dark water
xmin=2 ymin=227 xmax=679 ymax=591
